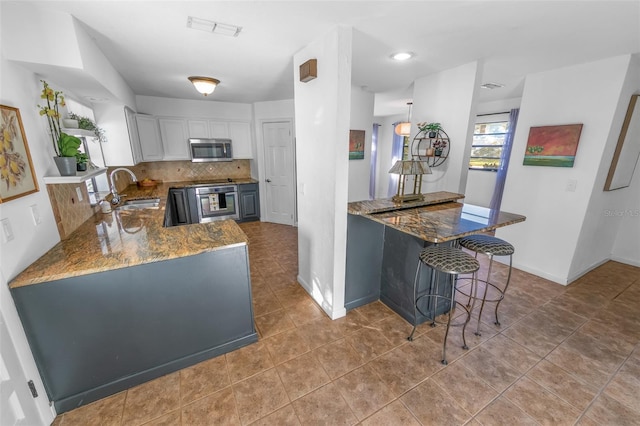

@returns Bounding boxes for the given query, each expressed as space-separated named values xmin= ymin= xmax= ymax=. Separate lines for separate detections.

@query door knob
xmin=265 ymin=179 xmax=272 ymax=182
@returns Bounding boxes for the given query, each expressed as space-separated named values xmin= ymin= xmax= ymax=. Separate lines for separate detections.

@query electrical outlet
xmin=76 ymin=186 xmax=83 ymax=202
xmin=566 ymin=179 xmax=577 ymax=192
xmin=1 ymin=218 xmax=14 ymax=242
xmin=30 ymin=204 xmax=41 ymax=225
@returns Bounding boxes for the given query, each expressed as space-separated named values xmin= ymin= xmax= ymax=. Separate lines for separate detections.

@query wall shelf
xmin=411 ymin=129 xmax=450 ymax=167
xmin=61 ymin=128 xmax=97 ymax=138
xmin=43 ymin=167 xmax=107 ymax=184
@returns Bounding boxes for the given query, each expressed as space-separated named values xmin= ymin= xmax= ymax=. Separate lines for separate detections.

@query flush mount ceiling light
xmin=391 ymin=52 xmax=414 ymax=61
xmin=481 ymin=82 xmax=505 ymax=89
xmin=188 ymin=76 xmax=220 ymax=96
xmin=187 ymin=16 xmax=242 ymax=37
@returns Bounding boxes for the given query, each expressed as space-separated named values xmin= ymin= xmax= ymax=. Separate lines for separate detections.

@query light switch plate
xmin=30 ymin=204 xmax=42 ymax=225
xmin=566 ymin=179 xmax=577 ymax=192
xmin=76 ymin=186 xmax=83 ymax=202
xmin=1 ymin=218 xmax=14 ymax=242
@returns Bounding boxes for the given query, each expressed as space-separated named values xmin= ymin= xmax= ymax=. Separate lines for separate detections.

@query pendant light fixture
xmin=394 ymin=102 xmax=413 ymax=136
xmin=188 ymin=76 xmax=220 ymax=96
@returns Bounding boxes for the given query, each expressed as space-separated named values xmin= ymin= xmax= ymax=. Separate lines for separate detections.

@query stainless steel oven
xmin=192 ymin=185 xmax=239 ymax=222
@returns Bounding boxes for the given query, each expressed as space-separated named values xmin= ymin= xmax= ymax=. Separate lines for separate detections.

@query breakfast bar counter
xmin=345 ymin=192 xmax=526 ymax=317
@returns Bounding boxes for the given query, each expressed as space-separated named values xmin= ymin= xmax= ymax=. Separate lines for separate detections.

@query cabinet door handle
xmin=265 ymin=179 xmax=272 ymax=183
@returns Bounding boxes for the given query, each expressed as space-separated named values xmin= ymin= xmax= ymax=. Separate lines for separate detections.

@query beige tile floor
xmin=53 ymin=222 xmax=640 ymax=425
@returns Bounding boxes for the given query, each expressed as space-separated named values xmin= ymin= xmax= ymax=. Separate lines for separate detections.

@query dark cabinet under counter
xmin=238 ymin=183 xmax=260 ymax=222
xmin=165 ymin=188 xmax=191 ymax=226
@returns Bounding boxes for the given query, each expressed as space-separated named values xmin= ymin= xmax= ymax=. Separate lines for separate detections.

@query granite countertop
xmin=9 ymin=181 xmax=250 ymax=289
xmin=347 ymin=191 xmax=465 ymax=215
xmin=366 ymin=202 xmax=526 ymax=243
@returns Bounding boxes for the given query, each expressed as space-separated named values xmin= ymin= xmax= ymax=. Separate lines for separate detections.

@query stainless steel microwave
xmin=189 ymin=138 xmax=233 ymax=162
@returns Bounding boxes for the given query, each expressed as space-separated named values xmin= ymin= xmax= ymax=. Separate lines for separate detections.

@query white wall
xmin=571 ymin=54 xmax=640 ymax=275
xmin=412 ymin=61 xmax=482 ymax=194
xmin=464 ymin=170 xmax=497 ymax=207
xmin=611 ymin=153 xmax=640 ymax=266
xmin=294 ymin=26 xmax=352 ymax=320
xmin=497 ymin=55 xmax=635 ymax=284
xmin=348 ymin=86 xmax=374 ymax=202
xmin=136 ymin=95 xmax=252 ymax=120
xmin=0 ymin=57 xmax=60 ymax=424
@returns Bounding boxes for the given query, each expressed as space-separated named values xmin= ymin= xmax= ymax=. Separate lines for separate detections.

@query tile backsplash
xmin=109 ymin=160 xmax=251 ymax=192
xmin=48 ymin=160 xmax=251 ymax=239
xmin=47 ymin=183 xmax=95 ymax=240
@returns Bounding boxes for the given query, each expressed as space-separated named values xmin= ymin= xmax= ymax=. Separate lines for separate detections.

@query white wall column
xmin=293 ymin=26 xmax=352 ymax=319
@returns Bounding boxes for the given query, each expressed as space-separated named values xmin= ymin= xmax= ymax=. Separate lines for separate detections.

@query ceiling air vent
xmin=187 ymin=16 xmax=242 ymax=37
xmin=481 ymin=82 xmax=505 ymax=90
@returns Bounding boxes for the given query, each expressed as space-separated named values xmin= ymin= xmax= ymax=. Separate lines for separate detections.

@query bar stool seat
xmin=408 ymin=245 xmax=480 ymax=365
xmin=458 ymin=234 xmax=514 ymax=336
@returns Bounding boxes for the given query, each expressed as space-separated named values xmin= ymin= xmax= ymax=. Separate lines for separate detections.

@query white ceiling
xmin=16 ymin=1 xmax=640 ymax=116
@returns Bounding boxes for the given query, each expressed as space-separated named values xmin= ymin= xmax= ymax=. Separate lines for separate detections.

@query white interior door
xmin=262 ymin=121 xmax=295 ymax=225
xmin=0 ymin=311 xmax=44 ymax=426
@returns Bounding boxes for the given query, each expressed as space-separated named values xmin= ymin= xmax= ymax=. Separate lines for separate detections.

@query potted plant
xmin=38 ymin=80 xmax=82 ymax=176
xmin=67 ymin=112 xmax=107 ymax=143
xmin=432 ymin=138 xmax=448 ymax=156
xmin=75 ymin=152 xmax=89 ymax=172
xmin=417 ymin=122 xmax=443 ymax=138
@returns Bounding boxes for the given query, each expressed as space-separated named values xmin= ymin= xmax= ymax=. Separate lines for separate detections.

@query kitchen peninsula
xmin=9 ymin=182 xmax=257 ymax=413
xmin=345 ymin=191 xmax=526 ymax=322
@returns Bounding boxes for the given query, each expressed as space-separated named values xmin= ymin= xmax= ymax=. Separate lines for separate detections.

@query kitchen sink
xmin=115 ymin=198 xmax=160 ymax=211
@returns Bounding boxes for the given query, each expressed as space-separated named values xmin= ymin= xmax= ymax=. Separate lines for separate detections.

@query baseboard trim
xmin=510 ymin=261 xmax=569 ymax=286
xmin=610 ymin=255 xmax=640 ymax=268
xmin=297 ymin=274 xmax=346 ymax=319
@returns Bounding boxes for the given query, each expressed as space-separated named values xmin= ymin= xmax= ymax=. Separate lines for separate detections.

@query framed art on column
xmin=604 ymin=94 xmax=640 ymax=191
xmin=0 ymin=105 xmax=39 ymax=203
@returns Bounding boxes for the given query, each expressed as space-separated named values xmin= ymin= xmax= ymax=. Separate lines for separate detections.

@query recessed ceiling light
xmin=481 ymin=82 xmax=505 ymax=89
xmin=391 ymin=52 xmax=414 ymax=61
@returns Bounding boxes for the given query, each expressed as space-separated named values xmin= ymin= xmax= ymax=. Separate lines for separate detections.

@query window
xmin=469 ymin=115 xmax=509 ymax=171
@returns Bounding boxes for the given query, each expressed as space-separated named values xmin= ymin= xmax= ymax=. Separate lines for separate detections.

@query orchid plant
xmin=37 ymin=80 xmax=81 ymax=157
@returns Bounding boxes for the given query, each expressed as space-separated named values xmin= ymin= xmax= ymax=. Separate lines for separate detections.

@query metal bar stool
xmin=458 ymin=234 xmax=514 ymax=336
xmin=407 ymin=245 xmax=480 ymax=365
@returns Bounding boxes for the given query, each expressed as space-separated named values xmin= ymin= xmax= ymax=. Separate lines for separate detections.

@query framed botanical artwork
xmin=349 ymin=129 xmax=365 ymax=160
xmin=523 ymin=124 xmax=583 ymax=167
xmin=604 ymin=94 xmax=640 ymax=191
xmin=0 ymin=105 xmax=39 ymax=203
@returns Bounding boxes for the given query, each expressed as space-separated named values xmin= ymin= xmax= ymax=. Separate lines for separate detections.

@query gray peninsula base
xmin=11 ymin=245 xmax=257 ymax=414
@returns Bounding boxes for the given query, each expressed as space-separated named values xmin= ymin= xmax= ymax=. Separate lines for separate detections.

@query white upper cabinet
xmin=209 ymin=121 xmax=229 ymax=138
xmin=135 ymin=115 xmax=252 ymax=161
xmin=229 ymin=121 xmax=253 ymax=159
xmin=187 ymin=120 xmax=209 ymax=139
xmin=158 ymin=118 xmax=190 ymax=160
xmin=124 ymin=106 xmax=142 ymax=164
xmin=135 ymin=115 xmax=163 ymax=161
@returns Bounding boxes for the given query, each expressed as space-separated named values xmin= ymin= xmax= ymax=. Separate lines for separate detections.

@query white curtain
xmin=387 ymin=124 xmax=405 ymax=198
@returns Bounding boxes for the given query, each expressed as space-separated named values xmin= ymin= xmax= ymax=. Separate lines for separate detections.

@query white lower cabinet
xmin=158 ymin=118 xmax=190 ymax=160
xmin=135 ymin=115 xmax=163 ymax=161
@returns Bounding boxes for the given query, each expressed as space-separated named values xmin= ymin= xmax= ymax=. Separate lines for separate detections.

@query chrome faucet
xmin=109 ymin=167 xmax=137 ymax=205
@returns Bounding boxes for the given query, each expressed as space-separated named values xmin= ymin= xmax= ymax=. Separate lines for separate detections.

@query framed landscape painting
xmin=349 ymin=130 xmax=365 ymax=160
xmin=523 ymin=124 xmax=583 ymax=167
xmin=0 ymin=105 xmax=39 ymax=203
